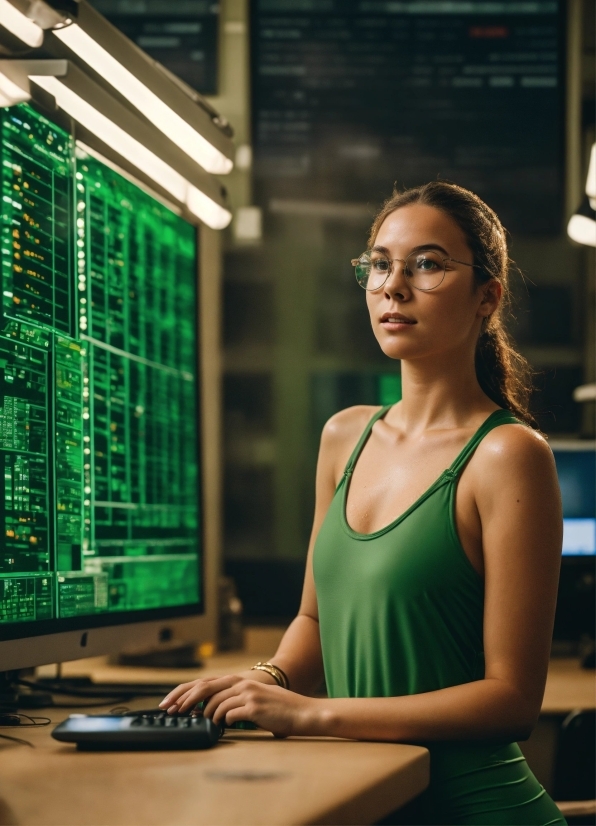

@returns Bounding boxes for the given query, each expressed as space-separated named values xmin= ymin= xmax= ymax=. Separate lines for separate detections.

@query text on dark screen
xmin=90 ymin=0 xmax=219 ymax=95
xmin=251 ymin=0 xmax=564 ymax=234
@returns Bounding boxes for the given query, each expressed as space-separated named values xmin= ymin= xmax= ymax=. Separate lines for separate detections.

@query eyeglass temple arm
xmin=446 ymin=257 xmax=480 ymax=268
xmin=351 ymin=254 xmax=480 ymax=268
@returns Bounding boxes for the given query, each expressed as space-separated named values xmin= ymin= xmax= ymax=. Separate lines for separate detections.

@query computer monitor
xmin=551 ymin=442 xmax=595 ymax=644
xmin=552 ymin=446 xmax=596 ymax=556
xmin=0 ymin=101 xmax=212 ymax=671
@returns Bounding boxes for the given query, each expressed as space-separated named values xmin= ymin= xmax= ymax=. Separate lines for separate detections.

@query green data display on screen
xmin=0 ymin=103 xmax=200 ymax=623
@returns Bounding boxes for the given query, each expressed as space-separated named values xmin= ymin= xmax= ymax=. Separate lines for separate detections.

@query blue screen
xmin=553 ymin=450 xmax=596 ymax=555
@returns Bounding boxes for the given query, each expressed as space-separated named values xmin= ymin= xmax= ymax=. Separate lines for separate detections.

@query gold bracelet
xmin=251 ymin=662 xmax=289 ymax=690
xmin=267 ymin=663 xmax=290 ymax=690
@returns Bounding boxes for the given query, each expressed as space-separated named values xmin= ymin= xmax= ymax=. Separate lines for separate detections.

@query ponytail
xmin=475 ymin=325 xmax=537 ymax=428
xmin=368 ymin=181 xmax=538 ymax=428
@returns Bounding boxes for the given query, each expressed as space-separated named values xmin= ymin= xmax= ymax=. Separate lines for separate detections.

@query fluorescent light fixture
xmin=567 ymin=144 xmax=596 ymax=247
xmin=0 ymin=0 xmax=43 ymax=47
xmin=0 ymin=68 xmax=30 ymax=106
xmin=29 ymin=73 xmax=231 ymax=229
xmin=187 ymin=186 xmax=232 ymax=231
xmin=51 ymin=2 xmax=233 ymax=175
xmin=573 ymin=384 xmax=596 ymax=403
xmin=567 ymin=213 xmax=596 ymax=247
xmin=0 ymin=59 xmax=230 ymax=229
xmin=586 ymin=142 xmax=595 ymax=208
xmin=31 ymin=75 xmax=187 ymax=202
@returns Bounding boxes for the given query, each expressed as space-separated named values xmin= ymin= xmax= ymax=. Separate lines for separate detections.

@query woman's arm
xmin=160 ymin=408 xmax=372 ymax=714
xmin=198 ymin=425 xmax=563 ymax=742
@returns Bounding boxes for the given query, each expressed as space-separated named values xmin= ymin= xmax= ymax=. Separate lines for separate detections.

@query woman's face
xmin=366 ymin=203 xmax=499 ymax=363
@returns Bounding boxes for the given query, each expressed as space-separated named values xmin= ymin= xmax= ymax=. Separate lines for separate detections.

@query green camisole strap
xmin=342 ymin=407 xmax=519 ymax=483
xmin=445 ymin=408 xmax=521 ymax=479
xmin=341 ymin=404 xmax=392 ymax=480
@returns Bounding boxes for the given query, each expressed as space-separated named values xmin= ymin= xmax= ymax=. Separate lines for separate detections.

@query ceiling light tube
xmin=30 ymin=74 xmax=231 ymax=229
xmin=31 ymin=74 xmax=189 ymax=204
xmin=567 ymin=147 xmax=596 ymax=248
xmin=0 ymin=60 xmax=231 ymax=229
xmin=50 ymin=1 xmax=233 ymax=175
xmin=0 ymin=0 xmax=43 ymax=47
xmin=567 ymin=213 xmax=596 ymax=248
xmin=586 ymin=142 xmax=595 ymax=205
xmin=187 ymin=186 xmax=233 ymax=231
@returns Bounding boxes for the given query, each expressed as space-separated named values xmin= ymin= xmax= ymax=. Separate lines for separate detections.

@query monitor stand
xmin=0 ymin=670 xmax=53 ymax=715
xmin=116 ymin=643 xmax=203 ymax=669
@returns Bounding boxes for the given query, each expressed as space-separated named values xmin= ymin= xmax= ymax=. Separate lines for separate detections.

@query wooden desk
xmin=4 ymin=653 xmax=589 ymax=824
xmin=0 ymin=720 xmax=428 ymax=826
xmin=0 ymin=655 xmax=429 ymax=826
xmin=519 ymin=658 xmax=595 ymax=794
xmin=541 ymin=658 xmax=595 ymax=714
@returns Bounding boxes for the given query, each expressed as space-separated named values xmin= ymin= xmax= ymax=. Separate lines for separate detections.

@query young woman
xmin=161 ymin=182 xmax=565 ymax=826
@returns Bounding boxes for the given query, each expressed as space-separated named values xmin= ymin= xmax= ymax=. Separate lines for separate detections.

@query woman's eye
xmin=372 ymin=259 xmax=389 ymax=272
xmin=416 ymin=257 xmax=439 ymax=271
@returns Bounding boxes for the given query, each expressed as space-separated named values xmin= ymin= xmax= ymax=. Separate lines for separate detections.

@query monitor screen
xmin=0 ymin=102 xmax=202 ymax=640
xmin=251 ymin=0 xmax=565 ymax=234
xmin=553 ymin=449 xmax=596 ymax=556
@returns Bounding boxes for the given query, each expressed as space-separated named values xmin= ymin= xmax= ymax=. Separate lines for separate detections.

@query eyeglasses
xmin=351 ymin=248 xmax=478 ymax=292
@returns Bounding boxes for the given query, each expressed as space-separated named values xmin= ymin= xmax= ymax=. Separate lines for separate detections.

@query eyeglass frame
xmin=350 ymin=248 xmax=480 ymax=292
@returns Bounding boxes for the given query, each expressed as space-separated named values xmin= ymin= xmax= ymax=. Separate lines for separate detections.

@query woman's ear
xmin=478 ymin=279 xmax=502 ymax=319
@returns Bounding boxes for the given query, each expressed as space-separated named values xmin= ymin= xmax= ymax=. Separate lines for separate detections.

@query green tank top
xmin=313 ymin=406 xmax=566 ymax=826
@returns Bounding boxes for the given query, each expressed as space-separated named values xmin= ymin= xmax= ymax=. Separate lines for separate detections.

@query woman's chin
xmin=376 ymin=338 xmax=418 ymax=362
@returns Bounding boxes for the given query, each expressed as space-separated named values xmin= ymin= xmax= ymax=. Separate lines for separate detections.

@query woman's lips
xmin=380 ymin=313 xmax=417 ymax=330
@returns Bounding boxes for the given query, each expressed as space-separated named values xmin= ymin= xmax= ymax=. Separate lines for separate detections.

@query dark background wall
xmin=94 ymin=0 xmax=596 ymax=629
xmin=210 ymin=0 xmax=595 ymax=623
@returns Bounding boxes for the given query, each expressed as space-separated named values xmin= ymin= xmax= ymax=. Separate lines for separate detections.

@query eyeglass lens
xmin=354 ymin=250 xmax=446 ymax=291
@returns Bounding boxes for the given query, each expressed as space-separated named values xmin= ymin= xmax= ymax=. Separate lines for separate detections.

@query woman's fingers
xmin=159 ymin=680 xmax=201 ymax=708
xmin=174 ymin=682 xmax=227 ymax=713
xmin=181 ymin=680 xmax=310 ymax=738
xmin=159 ymin=674 xmax=242 ymax=712
xmin=160 ymin=687 xmax=200 ymax=712
xmin=211 ymin=695 xmax=248 ymax=727
xmin=175 ymin=687 xmax=212 ymax=714
xmin=159 ymin=677 xmax=216 ymax=708
xmin=201 ymin=682 xmax=252 ymax=719
xmin=166 ymin=689 xmax=199 ymax=714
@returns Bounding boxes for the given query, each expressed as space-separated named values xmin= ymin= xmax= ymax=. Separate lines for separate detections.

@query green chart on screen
xmin=0 ymin=103 xmax=200 ymax=623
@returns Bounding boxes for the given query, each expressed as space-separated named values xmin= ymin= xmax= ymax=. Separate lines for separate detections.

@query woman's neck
xmin=396 ymin=351 xmax=497 ymax=434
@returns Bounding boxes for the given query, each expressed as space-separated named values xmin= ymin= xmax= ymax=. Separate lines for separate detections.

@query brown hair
xmin=369 ymin=181 xmax=537 ymax=427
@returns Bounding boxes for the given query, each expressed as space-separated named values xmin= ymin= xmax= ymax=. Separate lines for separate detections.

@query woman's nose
xmin=383 ymin=261 xmax=411 ymax=300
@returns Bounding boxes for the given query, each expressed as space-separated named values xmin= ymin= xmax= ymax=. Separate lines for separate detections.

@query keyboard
xmin=52 ymin=710 xmax=222 ymax=750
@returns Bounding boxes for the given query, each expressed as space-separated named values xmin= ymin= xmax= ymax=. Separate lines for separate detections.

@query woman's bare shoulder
xmin=321 ymin=405 xmax=381 ymax=447
xmin=318 ymin=405 xmax=381 ymax=477
xmin=472 ymin=421 xmax=557 ymax=489
xmin=477 ymin=421 xmax=552 ymax=463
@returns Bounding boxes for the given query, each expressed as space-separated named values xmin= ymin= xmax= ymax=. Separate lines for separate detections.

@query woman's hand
xmin=159 ymin=670 xmax=271 ymax=715
xmin=159 ymin=672 xmax=318 ymax=737
xmin=203 ymin=679 xmax=317 ymax=737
